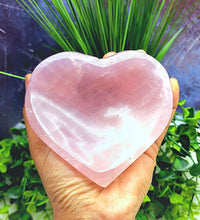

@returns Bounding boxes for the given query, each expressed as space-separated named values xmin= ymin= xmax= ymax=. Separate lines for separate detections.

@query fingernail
xmin=137 ymin=49 xmax=146 ymax=54
xmin=170 ymin=78 xmax=179 ymax=88
xmin=25 ymin=74 xmax=31 ymax=90
xmin=103 ymin=51 xmax=116 ymax=58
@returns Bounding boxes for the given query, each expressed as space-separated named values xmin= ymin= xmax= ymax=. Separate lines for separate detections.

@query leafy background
xmin=0 ymin=0 xmax=200 ymax=219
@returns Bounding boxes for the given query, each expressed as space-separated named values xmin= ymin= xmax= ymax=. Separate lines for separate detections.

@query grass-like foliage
xmin=16 ymin=0 xmax=199 ymax=61
xmin=0 ymin=71 xmax=25 ymax=80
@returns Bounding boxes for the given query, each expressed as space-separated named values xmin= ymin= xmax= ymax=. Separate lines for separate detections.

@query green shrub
xmin=137 ymin=100 xmax=200 ymax=219
xmin=0 ymin=123 xmax=52 ymax=219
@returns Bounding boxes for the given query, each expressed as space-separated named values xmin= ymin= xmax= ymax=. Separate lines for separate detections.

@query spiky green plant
xmin=16 ymin=0 xmax=199 ymax=61
xmin=0 ymin=71 xmax=25 ymax=80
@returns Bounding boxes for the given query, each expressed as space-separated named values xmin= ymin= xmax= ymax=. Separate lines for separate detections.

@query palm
xmin=26 ymin=129 xmax=157 ymax=219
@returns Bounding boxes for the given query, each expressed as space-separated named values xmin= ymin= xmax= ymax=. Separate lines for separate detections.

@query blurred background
xmin=0 ymin=0 xmax=199 ymax=139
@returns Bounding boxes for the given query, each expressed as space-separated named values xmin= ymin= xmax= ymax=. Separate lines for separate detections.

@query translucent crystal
xmin=25 ymin=51 xmax=173 ymax=187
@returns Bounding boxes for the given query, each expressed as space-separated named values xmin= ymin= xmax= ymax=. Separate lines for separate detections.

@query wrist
xmin=53 ymin=203 xmax=98 ymax=220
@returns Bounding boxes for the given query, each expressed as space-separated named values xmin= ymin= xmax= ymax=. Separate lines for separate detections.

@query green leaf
xmin=158 ymin=170 xmax=176 ymax=181
xmin=143 ymin=195 xmax=151 ymax=204
xmin=0 ymin=152 xmax=11 ymax=164
xmin=27 ymin=203 xmax=36 ymax=214
xmin=196 ymin=150 xmax=200 ymax=163
xmin=6 ymin=186 xmax=23 ymax=199
xmin=149 ymin=184 xmax=154 ymax=191
xmin=0 ymin=181 xmax=5 ymax=188
xmin=0 ymin=71 xmax=25 ymax=80
xmin=177 ymin=125 xmax=197 ymax=139
xmin=9 ymin=211 xmax=32 ymax=220
xmin=136 ymin=210 xmax=149 ymax=220
xmin=171 ymin=205 xmax=178 ymax=216
xmin=179 ymin=134 xmax=190 ymax=152
xmin=159 ymin=185 xmax=170 ymax=198
xmin=171 ymin=148 xmax=186 ymax=157
xmin=168 ymin=135 xmax=190 ymax=157
xmin=36 ymin=198 xmax=49 ymax=206
xmin=21 ymin=212 xmax=32 ymax=220
xmin=186 ymin=179 xmax=196 ymax=187
xmin=0 ymin=138 xmax=14 ymax=149
xmin=182 ymin=107 xmax=195 ymax=119
xmin=178 ymin=99 xmax=186 ymax=106
xmin=10 ymin=158 xmax=23 ymax=169
xmin=190 ymin=163 xmax=200 ymax=177
xmin=0 ymin=163 xmax=7 ymax=173
xmin=8 ymin=211 xmax=21 ymax=220
xmin=155 ymin=28 xmax=182 ymax=61
xmin=35 ymin=191 xmax=44 ymax=200
xmin=0 ymin=204 xmax=11 ymax=214
xmin=185 ymin=118 xmax=199 ymax=126
xmin=181 ymin=188 xmax=193 ymax=201
xmin=172 ymin=157 xmax=189 ymax=171
xmin=195 ymin=110 xmax=200 ymax=120
xmin=24 ymin=190 xmax=34 ymax=198
xmin=23 ymin=160 xmax=34 ymax=168
xmin=157 ymin=160 xmax=172 ymax=169
xmin=169 ymin=193 xmax=184 ymax=204
xmin=10 ymin=127 xmax=23 ymax=136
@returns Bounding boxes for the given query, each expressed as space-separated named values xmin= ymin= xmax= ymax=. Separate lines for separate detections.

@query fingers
xmin=103 ymin=51 xmax=116 ymax=58
xmin=24 ymin=73 xmax=34 ymax=146
xmin=136 ymin=49 xmax=146 ymax=53
xmin=170 ymin=78 xmax=180 ymax=111
xmin=144 ymin=77 xmax=179 ymax=163
xmin=23 ymin=73 xmax=47 ymax=160
xmin=103 ymin=49 xmax=146 ymax=59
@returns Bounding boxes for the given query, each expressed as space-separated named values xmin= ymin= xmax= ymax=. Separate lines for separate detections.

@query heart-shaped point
xmin=25 ymin=51 xmax=173 ymax=187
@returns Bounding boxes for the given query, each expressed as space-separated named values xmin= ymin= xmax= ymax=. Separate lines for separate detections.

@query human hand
xmin=23 ymin=51 xmax=179 ymax=220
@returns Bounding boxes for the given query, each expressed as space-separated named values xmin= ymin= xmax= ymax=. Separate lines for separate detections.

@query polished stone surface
xmin=25 ymin=51 xmax=173 ymax=186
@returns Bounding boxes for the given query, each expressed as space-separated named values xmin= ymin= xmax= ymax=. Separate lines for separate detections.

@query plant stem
xmin=167 ymin=132 xmax=179 ymax=138
xmin=195 ymin=193 xmax=200 ymax=204
xmin=167 ymin=136 xmax=191 ymax=157
xmin=188 ymin=177 xmax=198 ymax=217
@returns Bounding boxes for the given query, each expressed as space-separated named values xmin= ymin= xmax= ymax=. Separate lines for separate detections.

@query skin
xmin=23 ymin=50 xmax=179 ymax=220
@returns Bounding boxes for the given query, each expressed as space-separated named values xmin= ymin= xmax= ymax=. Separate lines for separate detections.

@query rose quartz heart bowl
xmin=25 ymin=51 xmax=173 ymax=187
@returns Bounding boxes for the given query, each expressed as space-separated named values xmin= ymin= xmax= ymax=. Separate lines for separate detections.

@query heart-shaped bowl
xmin=25 ymin=50 xmax=173 ymax=187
